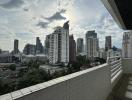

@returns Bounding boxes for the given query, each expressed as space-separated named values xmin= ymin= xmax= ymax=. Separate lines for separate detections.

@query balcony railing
xmin=0 ymin=56 xmax=127 ymax=100
xmin=107 ymin=56 xmax=122 ymax=88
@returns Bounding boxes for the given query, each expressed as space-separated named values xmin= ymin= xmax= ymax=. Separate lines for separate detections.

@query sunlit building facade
xmin=49 ymin=21 xmax=69 ymax=65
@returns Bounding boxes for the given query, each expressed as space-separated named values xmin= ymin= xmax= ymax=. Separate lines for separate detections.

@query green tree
xmin=27 ymin=60 xmax=40 ymax=70
xmin=17 ymin=69 xmax=50 ymax=89
xmin=68 ymin=55 xmax=91 ymax=72
xmin=76 ymin=55 xmax=91 ymax=65
xmin=67 ymin=66 xmax=73 ymax=74
xmin=18 ymin=68 xmax=27 ymax=77
xmin=51 ymin=70 xmax=66 ymax=79
xmin=95 ymin=57 xmax=106 ymax=64
xmin=76 ymin=55 xmax=86 ymax=65
xmin=0 ymin=80 xmax=16 ymax=95
xmin=9 ymin=64 xmax=16 ymax=71
xmin=0 ymin=80 xmax=3 ymax=94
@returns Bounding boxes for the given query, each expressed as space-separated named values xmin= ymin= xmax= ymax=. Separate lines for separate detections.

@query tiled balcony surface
xmin=107 ymin=74 xmax=132 ymax=100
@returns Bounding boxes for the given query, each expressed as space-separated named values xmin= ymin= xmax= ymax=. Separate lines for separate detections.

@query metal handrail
xmin=107 ymin=56 xmax=122 ymax=84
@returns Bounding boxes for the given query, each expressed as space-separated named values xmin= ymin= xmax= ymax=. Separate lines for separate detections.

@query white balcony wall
xmin=122 ymin=58 xmax=132 ymax=73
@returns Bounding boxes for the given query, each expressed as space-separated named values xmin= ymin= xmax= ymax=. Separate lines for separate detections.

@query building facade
xmin=0 ymin=50 xmax=12 ymax=63
xmin=69 ymin=35 xmax=76 ymax=62
xmin=45 ymin=34 xmax=51 ymax=56
xmin=105 ymin=36 xmax=112 ymax=51
xmin=77 ymin=38 xmax=84 ymax=54
xmin=36 ymin=37 xmax=43 ymax=54
xmin=98 ymin=48 xmax=106 ymax=59
xmin=14 ymin=39 xmax=19 ymax=54
xmin=122 ymin=31 xmax=132 ymax=58
xmin=49 ymin=21 xmax=69 ymax=65
xmin=85 ymin=30 xmax=99 ymax=60
xmin=23 ymin=44 xmax=36 ymax=55
xmin=49 ymin=33 xmax=58 ymax=64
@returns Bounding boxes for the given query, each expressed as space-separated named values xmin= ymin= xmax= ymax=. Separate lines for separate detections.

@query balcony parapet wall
xmin=122 ymin=58 xmax=132 ymax=73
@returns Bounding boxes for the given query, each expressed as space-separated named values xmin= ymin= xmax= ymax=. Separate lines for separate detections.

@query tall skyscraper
xmin=49 ymin=21 xmax=69 ymax=65
xmin=45 ymin=34 xmax=51 ymax=56
xmin=122 ymin=31 xmax=132 ymax=58
xmin=69 ymin=35 xmax=76 ymax=62
xmin=105 ymin=36 xmax=112 ymax=51
xmin=36 ymin=37 xmax=43 ymax=54
xmin=77 ymin=38 xmax=84 ymax=54
xmin=85 ymin=30 xmax=99 ymax=60
xmin=86 ymin=30 xmax=97 ymax=38
xmin=14 ymin=39 xmax=19 ymax=54
xmin=23 ymin=44 xmax=36 ymax=55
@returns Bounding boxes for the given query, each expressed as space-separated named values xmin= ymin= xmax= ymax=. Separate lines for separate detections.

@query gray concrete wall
xmin=122 ymin=58 xmax=132 ymax=73
xmin=14 ymin=64 xmax=111 ymax=100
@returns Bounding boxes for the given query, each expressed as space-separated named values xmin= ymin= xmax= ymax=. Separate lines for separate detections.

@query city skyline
xmin=0 ymin=0 xmax=128 ymax=99
xmin=0 ymin=0 xmax=123 ymax=51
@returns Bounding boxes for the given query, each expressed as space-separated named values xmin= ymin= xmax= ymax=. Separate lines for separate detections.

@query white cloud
xmin=0 ymin=0 xmax=124 ymax=51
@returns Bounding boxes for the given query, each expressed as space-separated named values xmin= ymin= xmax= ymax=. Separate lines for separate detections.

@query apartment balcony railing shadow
xmin=0 ymin=56 xmax=131 ymax=100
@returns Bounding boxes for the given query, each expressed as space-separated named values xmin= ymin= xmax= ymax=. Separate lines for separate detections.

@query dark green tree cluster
xmin=51 ymin=70 xmax=67 ymax=79
xmin=9 ymin=64 xmax=16 ymax=71
xmin=17 ymin=69 xmax=50 ymax=89
xmin=68 ymin=55 xmax=91 ymax=72
xmin=0 ymin=60 xmax=51 ymax=95
xmin=0 ymin=80 xmax=16 ymax=95
xmin=0 ymin=60 xmax=72 ymax=95
xmin=94 ymin=57 xmax=106 ymax=64
xmin=17 ymin=60 xmax=51 ymax=89
xmin=0 ymin=64 xmax=17 ymax=95
xmin=27 ymin=60 xmax=40 ymax=69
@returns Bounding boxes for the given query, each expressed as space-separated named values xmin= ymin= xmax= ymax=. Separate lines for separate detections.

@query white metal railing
xmin=107 ymin=56 xmax=123 ymax=87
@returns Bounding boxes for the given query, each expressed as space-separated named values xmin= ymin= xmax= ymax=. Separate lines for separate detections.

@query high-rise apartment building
xmin=86 ymin=30 xmax=97 ymax=38
xmin=85 ymin=30 xmax=99 ymax=60
xmin=105 ymin=36 xmax=112 ymax=51
xmin=122 ymin=31 xmax=132 ymax=58
xmin=14 ymin=39 xmax=19 ymax=54
xmin=36 ymin=37 xmax=43 ymax=54
xmin=49 ymin=33 xmax=58 ymax=64
xmin=69 ymin=35 xmax=76 ymax=62
xmin=77 ymin=38 xmax=84 ymax=54
xmin=49 ymin=21 xmax=69 ymax=65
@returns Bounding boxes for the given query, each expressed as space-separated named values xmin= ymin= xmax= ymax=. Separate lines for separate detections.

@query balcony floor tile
xmin=107 ymin=74 xmax=132 ymax=100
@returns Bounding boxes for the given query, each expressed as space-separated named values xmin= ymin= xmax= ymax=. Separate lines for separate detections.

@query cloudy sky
xmin=0 ymin=0 xmax=123 ymax=51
